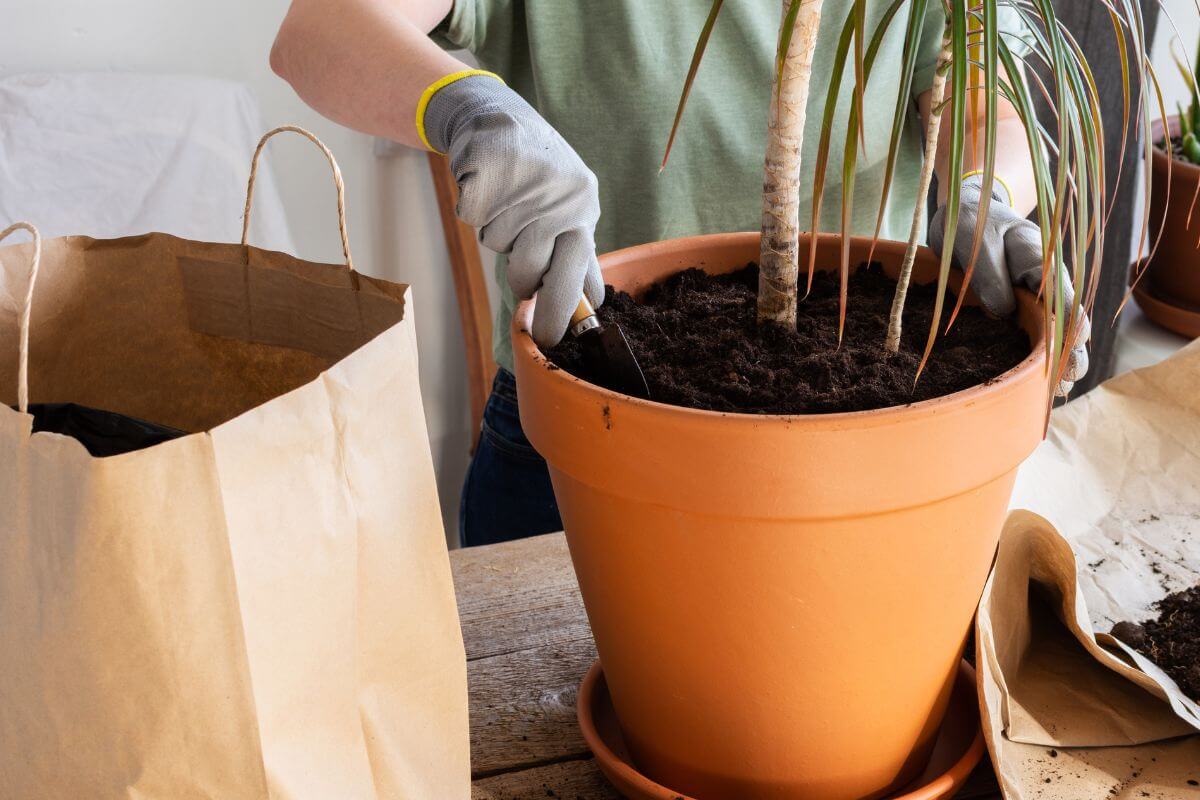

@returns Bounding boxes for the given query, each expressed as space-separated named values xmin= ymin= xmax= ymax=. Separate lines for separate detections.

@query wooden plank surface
xmin=426 ymin=150 xmax=496 ymax=449
xmin=451 ymin=532 xmax=1001 ymax=798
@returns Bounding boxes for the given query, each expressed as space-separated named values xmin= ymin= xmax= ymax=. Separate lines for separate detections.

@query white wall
xmin=1152 ymin=0 xmax=1200 ymax=111
xmin=0 ymin=0 xmax=487 ymax=543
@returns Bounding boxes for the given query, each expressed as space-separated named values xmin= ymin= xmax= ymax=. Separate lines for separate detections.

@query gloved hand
xmin=929 ymin=175 xmax=1090 ymax=397
xmin=423 ymin=72 xmax=603 ymax=348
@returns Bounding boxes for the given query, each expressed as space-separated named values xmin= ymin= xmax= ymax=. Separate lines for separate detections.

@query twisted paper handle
xmin=1 ymin=222 xmax=42 ymax=414
xmin=242 ymin=125 xmax=354 ymax=271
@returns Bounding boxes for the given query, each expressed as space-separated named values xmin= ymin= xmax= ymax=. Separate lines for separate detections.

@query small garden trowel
xmin=569 ymin=298 xmax=651 ymax=400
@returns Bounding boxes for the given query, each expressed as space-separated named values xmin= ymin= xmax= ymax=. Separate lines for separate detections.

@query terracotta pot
xmin=1145 ymin=116 xmax=1200 ymax=310
xmin=512 ymin=232 xmax=1048 ymax=800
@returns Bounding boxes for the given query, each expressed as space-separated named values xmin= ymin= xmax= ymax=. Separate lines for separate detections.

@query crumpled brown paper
xmin=0 ymin=135 xmax=471 ymax=799
xmin=976 ymin=341 xmax=1200 ymax=799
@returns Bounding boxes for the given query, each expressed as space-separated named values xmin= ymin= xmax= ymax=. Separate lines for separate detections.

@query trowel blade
xmin=578 ymin=322 xmax=651 ymax=400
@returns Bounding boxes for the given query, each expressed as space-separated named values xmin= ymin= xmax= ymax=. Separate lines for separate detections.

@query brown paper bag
xmin=0 ymin=128 xmax=469 ymax=800
xmin=978 ymin=513 xmax=1200 ymax=799
xmin=976 ymin=342 xmax=1200 ymax=799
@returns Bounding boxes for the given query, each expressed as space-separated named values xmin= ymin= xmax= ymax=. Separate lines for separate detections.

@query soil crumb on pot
xmin=1111 ymin=585 xmax=1200 ymax=702
xmin=546 ymin=263 xmax=1031 ymax=414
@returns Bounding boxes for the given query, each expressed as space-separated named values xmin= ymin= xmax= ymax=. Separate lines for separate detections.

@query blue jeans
xmin=459 ymin=369 xmax=563 ymax=547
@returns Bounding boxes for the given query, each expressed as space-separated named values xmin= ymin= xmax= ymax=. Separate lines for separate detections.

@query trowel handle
xmin=572 ymin=298 xmax=595 ymax=325
xmin=569 ymin=297 xmax=600 ymax=337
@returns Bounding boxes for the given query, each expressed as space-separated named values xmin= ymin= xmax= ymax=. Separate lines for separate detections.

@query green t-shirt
xmin=435 ymin=1 xmax=1019 ymax=373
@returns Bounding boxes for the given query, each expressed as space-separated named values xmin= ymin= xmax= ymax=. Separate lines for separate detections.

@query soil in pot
xmin=1159 ymin=135 xmax=1199 ymax=164
xmin=547 ymin=262 xmax=1031 ymax=414
xmin=1111 ymin=584 xmax=1200 ymax=702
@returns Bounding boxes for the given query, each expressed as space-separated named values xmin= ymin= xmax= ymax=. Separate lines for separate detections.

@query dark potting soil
xmin=546 ymin=263 xmax=1031 ymax=414
xmin=1111 ymin=584 xmax=1200 ymax=703
xmin=21 ymin=403 xmax=185 ymax=457
xmin=1158 ymin=135 xmax=1197 ymax=165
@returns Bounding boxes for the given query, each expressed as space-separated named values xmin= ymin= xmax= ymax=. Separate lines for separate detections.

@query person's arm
xmin=270 ymin=0 xmax=464 ymax=147
xmin=270 ymin=1 xmax=604 ymax=348
xmin=918 ymin=67 xmax=1037 ymax=214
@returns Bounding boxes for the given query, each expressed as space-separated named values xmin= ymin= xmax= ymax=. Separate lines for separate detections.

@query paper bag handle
xmin=242 ymin=125 xmax=355 ymax=272
xmin=1 ymin=222 xmax=42 ymax=414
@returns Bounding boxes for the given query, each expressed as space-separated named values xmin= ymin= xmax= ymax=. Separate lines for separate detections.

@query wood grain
xmin=452 ymin=533 xmax=594 ymax=662
xmin=472 ymin=758 xmax=622 ymax=799
xmin=427 ymin=151 xmax=495 ymax=451
xmin=468 ymin=635 xmax=598 ymax=777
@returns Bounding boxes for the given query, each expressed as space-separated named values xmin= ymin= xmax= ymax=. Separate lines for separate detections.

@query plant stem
xmin=885 ymin=28 xmax=951 ymax=353
xmin=758 ymin=0 xmax=823 ymax=328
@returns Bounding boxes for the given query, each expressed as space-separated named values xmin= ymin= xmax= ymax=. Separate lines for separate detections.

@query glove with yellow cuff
xmin=929 ymin=173 xmax=1090 ymax=397
xmin=419 ymin=70 xmax=604 ymax=349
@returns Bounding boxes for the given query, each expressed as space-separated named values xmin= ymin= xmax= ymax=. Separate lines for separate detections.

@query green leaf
xmin=808 ymin=0 xmax=908 ymax=300
xmin=775 ymin=0 xmax=805 ymax=100
xmin=852 ymin=0 xmax=868 ymax=154
xmin=807 ymin=11 xmax=858 ymax=296
xmin=947 ymin=0 xmax=1000 ymax=331
xmin=1184 ymin=132 xmax=1200 ymax=164
xmin=916 ymin=2 xmax=968 ymax=381
xmin=866 ymin=0 xmax=929 ymax=264
xmin=661 ymin=0 xmax=725 ymax=172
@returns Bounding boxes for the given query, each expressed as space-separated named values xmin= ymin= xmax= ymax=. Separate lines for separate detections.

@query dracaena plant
xmin=665 ymin=0 xmax=1164 ymax=399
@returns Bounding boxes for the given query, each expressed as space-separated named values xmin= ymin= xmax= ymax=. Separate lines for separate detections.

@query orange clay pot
xmin=1144 ymin=116 xmax=1200 ymax=311
xmin=512 ymin=232 xmax=1048 ymax=800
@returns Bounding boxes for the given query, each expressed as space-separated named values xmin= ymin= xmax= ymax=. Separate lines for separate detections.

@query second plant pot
xmin=1142 ymin=116 xmax=1200 ymax=317
xmin=513 ymin=232 xmax=1048 ymax=800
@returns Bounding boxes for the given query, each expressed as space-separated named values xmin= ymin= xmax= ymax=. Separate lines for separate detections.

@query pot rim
xmin=514 ymin=231 xmax=1049 ymax=427
xmin=1151 ymin=115 xmax=1200 ymax=178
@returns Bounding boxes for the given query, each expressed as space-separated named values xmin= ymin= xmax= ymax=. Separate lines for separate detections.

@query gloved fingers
xmin=453 ymin=140 xmax=515 ymax=232
xmin=927 ymin=204 xmax=949 ymax=255
xmin=1063 ymin=342 xmax=1089 ymax=384
xmin=928 ymin=179 xmax=990 ymax=250
xmin=1005 ymin=221 xmax=1048 ymax=292
xmin=1066 ymin=306 xmax=1092 ymax=350
xmin=1060 ymin=304 xmax=1091 ymax=381
xmin=502 ymin=215 xmax=559 ymax=300
xmin=1055 ymin=378 xmax=1075 ymax=399
xmin=928 ymin=184 xmax=1018 ymax=318
xmin=958 ymin=237 xmax=1016 ymax=318
xmin=530 ymin=228 xmax=595 ymax=349
xmin=1054 ymin=305 xmax=1090 ymax=395
xmin=583 ymin=252 xmax=605 ymax=309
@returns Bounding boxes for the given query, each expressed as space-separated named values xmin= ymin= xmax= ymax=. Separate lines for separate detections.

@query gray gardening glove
xmin=424 ymin=74 xmax=604 ymax=348
xmin=929 ymin=175 xmax=1090 ymax=397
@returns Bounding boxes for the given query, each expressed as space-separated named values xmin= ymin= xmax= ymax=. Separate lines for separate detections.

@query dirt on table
xmin=546 ymin=262 xmax=1032 ymax=415
xmin=1111 ymin=584 xmax=1200 ymax=702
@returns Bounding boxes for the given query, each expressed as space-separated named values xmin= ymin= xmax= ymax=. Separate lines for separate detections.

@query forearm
xmin=270 ymin=0 xmax=466 ymax=148
xmin=919 ymin=72 xmax=1037 ymax=216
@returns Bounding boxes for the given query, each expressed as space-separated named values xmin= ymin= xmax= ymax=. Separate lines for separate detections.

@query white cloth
xmin=0 ymin=72 xmax=293 ymax=250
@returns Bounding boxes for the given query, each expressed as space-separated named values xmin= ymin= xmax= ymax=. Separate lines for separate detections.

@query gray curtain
xmin=1035 ymin=1 xmax=1162 ymax=395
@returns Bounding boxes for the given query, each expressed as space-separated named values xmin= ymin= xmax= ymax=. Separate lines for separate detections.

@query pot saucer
xmin=1131 ymin=270 xmax=1200 ymax=339
xmin=577 ymin=659 xmax=985 ymax=800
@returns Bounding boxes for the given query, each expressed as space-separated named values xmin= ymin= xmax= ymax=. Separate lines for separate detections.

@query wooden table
xmin=451 ymin=532 xmax=1003 ymax=799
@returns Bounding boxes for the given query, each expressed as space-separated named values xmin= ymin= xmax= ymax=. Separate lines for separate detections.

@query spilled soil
xmin=547 ymin=263 xmax=1031 ymax=415
xmin=1111 ymin=584 xmax=1200 ymax=702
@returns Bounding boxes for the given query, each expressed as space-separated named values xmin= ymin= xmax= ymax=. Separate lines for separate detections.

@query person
xmin=270 ymin=0 xmax=1089 ymax=547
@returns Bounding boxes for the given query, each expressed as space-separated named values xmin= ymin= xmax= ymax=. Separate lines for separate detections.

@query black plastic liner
xmin=21 ymin=403 xmax=186 ymax=457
